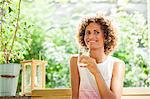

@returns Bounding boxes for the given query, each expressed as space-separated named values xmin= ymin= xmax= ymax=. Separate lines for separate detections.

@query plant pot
xmin=0 ymin=64 xmax=21 ymax=96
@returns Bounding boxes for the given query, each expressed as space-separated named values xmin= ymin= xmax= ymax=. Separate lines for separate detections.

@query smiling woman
xmin=76 ymin=13 xmax=117 ymax=55
xmin=70 ymin=13 xmax=125 ymax=99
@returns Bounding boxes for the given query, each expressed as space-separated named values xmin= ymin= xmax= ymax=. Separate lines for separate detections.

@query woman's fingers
xmin=79 ymin=55 xmax=89 ymax=68
xmin=79 ymin=55 xmax=89 ymax=60
xmin=79 ymin=55 xmax=88 ymax=63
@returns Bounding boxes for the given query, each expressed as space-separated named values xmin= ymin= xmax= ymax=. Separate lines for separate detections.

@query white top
xmin=78 ymin=55 xmax=124 ymax=98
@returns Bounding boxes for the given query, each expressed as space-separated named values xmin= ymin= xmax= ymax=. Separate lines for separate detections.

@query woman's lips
xmin=89 ymin=41 xmax=96 ymax=43
xmin=87 ymin=41 xmax=97 ymax=45
xmin=88 ymin=40 xmax=97 ymax=43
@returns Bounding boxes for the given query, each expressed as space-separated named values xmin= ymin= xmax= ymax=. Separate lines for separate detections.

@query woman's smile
xmin=87 ymin=40 xmax=98 ymax=45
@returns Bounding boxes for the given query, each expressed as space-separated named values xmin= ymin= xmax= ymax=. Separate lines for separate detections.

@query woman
xmin=70 ymin=13 xmax=125 ymax=99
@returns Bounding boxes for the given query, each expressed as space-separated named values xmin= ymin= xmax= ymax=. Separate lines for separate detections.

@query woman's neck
xmin=90 ymin=48 xmax=107 ymax=63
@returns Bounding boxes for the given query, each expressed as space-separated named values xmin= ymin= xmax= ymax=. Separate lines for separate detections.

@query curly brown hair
xmin=76 ymin=13 xmax=118 ymax=55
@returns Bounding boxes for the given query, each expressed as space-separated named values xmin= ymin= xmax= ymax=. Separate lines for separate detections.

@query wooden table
xmin=31 ymin=88 xmax=150 ymax=99
xmin=3 ymin=88 xmax=149 ymax=99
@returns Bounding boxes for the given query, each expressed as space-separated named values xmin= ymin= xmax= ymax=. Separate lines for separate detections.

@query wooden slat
xmin=0 ymin=96 xmax=31 ymax=99
xmin=32 ymin=96 xmax=70 ymax=99
xmin=32 ymin=88 xmax=71 ymax=97
xmin=21 ymin=60 xmax=47 ymax=65
xmin=31 ymin=61 xmax=36 ymax=90
xmin=122 ymin=88 xmax=150 ymax=96
xmin=121 ymin=96 xmax=150 ymax=99
xmin=41 ymin=62 xmax=46 ymax=88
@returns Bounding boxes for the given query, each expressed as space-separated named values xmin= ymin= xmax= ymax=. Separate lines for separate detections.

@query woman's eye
xmin=94 ymin=30 xmax=99 ymax=34
xmin=85 ymin=31 xmax=90 ymax=35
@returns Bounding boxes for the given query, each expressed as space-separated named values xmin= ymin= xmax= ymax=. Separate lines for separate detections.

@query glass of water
xmin=78 ymin=47 xmax=90 ymax=67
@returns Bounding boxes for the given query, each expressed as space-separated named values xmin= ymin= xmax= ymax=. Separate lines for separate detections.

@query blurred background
xmin=0 ymin=0 xmax=150 ymax=94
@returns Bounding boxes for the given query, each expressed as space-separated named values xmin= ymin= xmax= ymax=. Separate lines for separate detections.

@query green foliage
xmin=44 ymin=28 xmax=77 ymax=88
xmin=23 ymin=25 xmax=46 ymax=60
xmin=0 ymin=0 xmax=32 ymax=64
xmin=112 ymin=11 xmax=150 ymax=87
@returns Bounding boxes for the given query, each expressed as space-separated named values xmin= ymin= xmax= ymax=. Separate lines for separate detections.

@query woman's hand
xmin=79 ymin=55 xmax=99 ymax=75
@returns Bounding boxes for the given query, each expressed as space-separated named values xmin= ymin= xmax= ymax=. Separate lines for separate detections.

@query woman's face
xmin=84 ymin=22 xmax=104 ymax=50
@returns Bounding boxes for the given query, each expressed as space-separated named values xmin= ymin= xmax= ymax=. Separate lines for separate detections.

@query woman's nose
xmin=88 ymin=32 xmax=95 ymax=39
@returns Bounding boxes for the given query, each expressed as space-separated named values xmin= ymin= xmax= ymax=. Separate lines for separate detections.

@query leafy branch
xmin=0 ymin=0 xmax=4 ymax=49
xmin=1 ymin=0 xmax=22 ymax=63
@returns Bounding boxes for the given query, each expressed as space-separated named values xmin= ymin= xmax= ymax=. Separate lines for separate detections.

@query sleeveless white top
xmin=78 ymin=55 xmax=123 ymax=99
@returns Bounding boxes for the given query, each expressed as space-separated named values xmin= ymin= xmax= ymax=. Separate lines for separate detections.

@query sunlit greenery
xmin=112 ymin=11 xmax=149 ymax=87
xmin=0 ymin=0 xmax=32 ymax=64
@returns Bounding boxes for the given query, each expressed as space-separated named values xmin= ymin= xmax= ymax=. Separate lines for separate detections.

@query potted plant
xmin=0 ymin=0 xmax=31 ymax=96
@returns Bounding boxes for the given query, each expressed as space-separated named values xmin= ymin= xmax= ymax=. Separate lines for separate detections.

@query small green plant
xmin=0 ymin=0 xmax=31 ymax=64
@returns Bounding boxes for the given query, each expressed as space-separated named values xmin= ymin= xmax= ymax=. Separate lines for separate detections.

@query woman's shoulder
xmin=108 ymin=56 xmax=126 ymax=74
xmin=110 ymin=56 xmax=125 ymax=65
xmin=70 ymin=54 xmax=79 ymax=69
xmin=70 ymin=54 xmax=78 ymax=64
xmin=70 ymin=54 xmax=78 ymax=60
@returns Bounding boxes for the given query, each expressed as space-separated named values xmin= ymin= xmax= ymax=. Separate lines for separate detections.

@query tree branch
xmin=6 ymin=0 xmax=22 ymax=63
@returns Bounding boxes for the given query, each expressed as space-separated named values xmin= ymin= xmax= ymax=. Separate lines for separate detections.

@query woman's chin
xmin=88 ymin=46 xmax=98 ymax=50
xmin=88 ymin=46 xmax=103 ymax=50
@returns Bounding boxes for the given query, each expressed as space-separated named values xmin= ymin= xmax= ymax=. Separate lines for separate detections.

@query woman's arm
xmin=70 ymin=55 xmax=80 ymax=99
xmin=94 ymin=61 xmax=125 ymax=99
xmin=80 ymin=55 xmax=125 ymax=99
